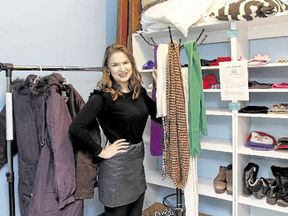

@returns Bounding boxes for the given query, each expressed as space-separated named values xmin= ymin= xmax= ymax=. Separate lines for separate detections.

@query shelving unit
xmin=133 ymin=10 xmax=288 ymax=216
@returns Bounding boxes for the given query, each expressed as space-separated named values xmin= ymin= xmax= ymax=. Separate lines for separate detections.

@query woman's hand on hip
xmin=98 ymin=139 xmax=129 ymax=159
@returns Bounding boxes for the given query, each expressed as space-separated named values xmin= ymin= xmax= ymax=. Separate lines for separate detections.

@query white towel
xmin=182 ymin=67 xmax=199 ymax=216
xmin=156 ymin=44 xmax=168 ymax=118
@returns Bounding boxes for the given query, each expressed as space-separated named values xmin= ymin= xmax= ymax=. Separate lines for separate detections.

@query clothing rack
xmin=0 ymin=63 xmax=102 ymax=216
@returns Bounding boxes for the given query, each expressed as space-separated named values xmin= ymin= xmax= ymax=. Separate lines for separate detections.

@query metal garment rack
xmin=0 ymin=63 xmax=102 ymax=216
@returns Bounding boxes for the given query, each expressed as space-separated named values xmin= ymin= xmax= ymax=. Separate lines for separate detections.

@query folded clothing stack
xmin=200 ymin=59 xmax=217 ymax=66
xmin=210 ymin=57 xmax=231 ymax=66
xmin=276 ymin=59 xmax=288 ymax=63
xmin=268 ymin=103 xmax=288 ymax=115
xmin=272 ymin=83 xmax=288 ymax=88
xmin=249 ymin=81 xmax=273 ymax=89
xmin=248 ymin=54 xmax=271 ymax=66
xmin=245 ymin=131 xmax=276 ymax=151
xmin=275 ymin=136 xmax=288 ymax=150
xmin=239 ymin=106 xmax=269 ymax=114
xmin=238 ymin=54 xmax=271 ymax=66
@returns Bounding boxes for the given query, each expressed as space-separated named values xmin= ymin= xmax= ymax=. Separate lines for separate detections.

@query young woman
xmin=69 ymin=44 xmax=159 ymax=216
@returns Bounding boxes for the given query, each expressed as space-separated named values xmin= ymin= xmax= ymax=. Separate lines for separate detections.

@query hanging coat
xmin=0 ymin=74 xmax=83 ymax=216
xmin=63 ymin=83 xmax=101 ymax=200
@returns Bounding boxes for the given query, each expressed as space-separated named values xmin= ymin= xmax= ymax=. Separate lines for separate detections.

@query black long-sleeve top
xmin=69 ymin=87 xmax=160 ymax=159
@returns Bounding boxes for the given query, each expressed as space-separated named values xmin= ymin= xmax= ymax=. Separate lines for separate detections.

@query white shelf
xmin=249 ymin=89 xmax=288 ymax=93
xmin=237 ymin=113 xmax=288 ymax=119
xmin=248 ymin=62 xmax=288 ymax=68
xmin=206 ymin=108 xmax=232 ymax=116
xmin=201 ymin=62 xmax=288 ymax=71
xmin=146 ymin=169 xmax=233 ymax=202
xmin=238 ymin=146 xmax=288 ymax=160
xmin=201 ymin=138 xmax=232 ymax=153
xmin=140 ymin=63 xmax=288 ymax=73
xmin=201 ymin=66 xmax=220 ymax=71
xmin=139 ymin=69 xmax=153 ymax=73
xmin=203 ymin=89 xmax=221 ymax=93
xmin=204 ymin=89 xmax=288 ymax=93
xmin=238 ymin=196 xmax=288 ymax=214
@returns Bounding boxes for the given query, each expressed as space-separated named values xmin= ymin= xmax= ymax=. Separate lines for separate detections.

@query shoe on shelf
xmin=213 ymin=166 xmax=227 ymax=194
xmin=271 ymin=166 xmax=288 ymax=207
xmin=248 ymin=177 xmax=270 ymax=199
xmin=226 ymin=164 xmax=233 ymax=195
xmin=266 ymin=179 xmax=278 ymax=205
xmin=242 ymin=162 xmax=259 ymax=197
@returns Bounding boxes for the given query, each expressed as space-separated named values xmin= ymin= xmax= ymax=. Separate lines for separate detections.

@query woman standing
xmin=69 ymin=44 xmax=159 ymax=216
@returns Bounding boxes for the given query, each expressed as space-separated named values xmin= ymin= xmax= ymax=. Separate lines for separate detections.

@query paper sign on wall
xmin=219 ymin=60 xmax=249 ymax=101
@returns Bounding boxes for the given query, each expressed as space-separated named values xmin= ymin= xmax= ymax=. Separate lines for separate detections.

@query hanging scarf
xmin=184 ymin=40 xmax=208 ymax=156
xmin=163 ymin=40 xmax=190 ymax=189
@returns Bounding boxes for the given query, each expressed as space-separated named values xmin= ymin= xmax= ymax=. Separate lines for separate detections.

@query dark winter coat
xmin=64 ymin=84 xmax=101 ymax=200
xmin=0 ymin=74 xmax=83 ymax=216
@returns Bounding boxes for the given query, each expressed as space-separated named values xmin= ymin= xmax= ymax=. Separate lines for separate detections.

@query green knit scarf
xmin=184 ymin=40 xmax=208 ymax=156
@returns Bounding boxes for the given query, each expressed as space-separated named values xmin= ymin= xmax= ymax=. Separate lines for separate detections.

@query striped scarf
xmin=162 ymin=40 xmax=190 ymax=189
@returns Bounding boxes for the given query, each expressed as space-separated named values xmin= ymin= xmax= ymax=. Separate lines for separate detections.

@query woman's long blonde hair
xmin=98 ymin=44 xmax=142 ymax=101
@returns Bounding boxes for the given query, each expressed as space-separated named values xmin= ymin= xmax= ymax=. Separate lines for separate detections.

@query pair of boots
xmin=242 ymin=162 xmax=268 ymax=199
xmin=270 ymin=166 xmax=288 ymax=207
xmin=242 ymin=162 xmax=288 ymax=207
xmin=213 ymin=164 xmax=232 ymax=195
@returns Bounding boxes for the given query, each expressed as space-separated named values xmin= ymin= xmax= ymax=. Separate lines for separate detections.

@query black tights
xmin=104 ymin=193 xmax=145 ymax=216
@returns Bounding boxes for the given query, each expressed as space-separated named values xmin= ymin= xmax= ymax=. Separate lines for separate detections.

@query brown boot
xmin=226 ymin=164 xmax=233 ymax=195
xmin=214 ymin=166 xmax=227 ymax=194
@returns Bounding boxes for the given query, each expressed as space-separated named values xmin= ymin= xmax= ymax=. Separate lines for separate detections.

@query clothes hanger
xmin=33 ymin=64 xmax=43 ymax=83
xmin=56 ymin=66 xmax=70 ymax=85
xmin=61 ymin=66 xmax=70 ymax=84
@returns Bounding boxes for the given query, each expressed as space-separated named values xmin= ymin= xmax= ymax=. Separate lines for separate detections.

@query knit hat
xmin=202 ymin=73 xmax=217 ymax=89
xmin=245 ymin=131 xmax=276 ymax=151
xmin=275 ymin=135 xmax=288 ymax=150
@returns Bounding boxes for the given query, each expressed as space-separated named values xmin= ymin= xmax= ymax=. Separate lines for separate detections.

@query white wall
xmin=0 ymin=0 xmax=107 ymax=215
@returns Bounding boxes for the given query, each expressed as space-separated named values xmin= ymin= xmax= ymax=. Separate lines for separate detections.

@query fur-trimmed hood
xmin=12 ymin=74 xmax=37 ymax=94
xmin=12 ymin=73 xmax=66 ymax=95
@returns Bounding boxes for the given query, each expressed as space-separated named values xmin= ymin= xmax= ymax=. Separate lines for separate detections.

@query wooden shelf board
xmin=206 ymin=108 xmax=232 ymax=116
xmin=201 ymin=62 xmax=288 ymax=71
xmin=139 ymin=69 xmax=152 ymax=73
xmin=146 ymin=170 xmax=233 ymax=201
xmin=237 ymin=113 xmax=288 ymax=119
xmin=238 ymin=146 xmax=288 ymax=160
xmin=201 ymin=138 xmax=233 ymax=153
xmin=201 ymin=66 xmax=220 ymax=71
xmin=249 ymin=62 xmax=288 ymax=68
xmin=238 ymin=196 xmax=288 ymax=214
xmin=203 ymin=89 xmax=221 ymax=93
xmin=249 ymin=89 xmax=288 ymax=93
xmin=204 ymin=89 xmax=288 ymax=93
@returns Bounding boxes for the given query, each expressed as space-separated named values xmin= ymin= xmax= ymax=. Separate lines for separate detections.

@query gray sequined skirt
xmin=98 ymin=141 xmax=147 ymax=207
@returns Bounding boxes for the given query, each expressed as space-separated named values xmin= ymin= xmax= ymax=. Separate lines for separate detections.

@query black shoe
xmin=266 ymin=179 xmax=278 ymax=205
xmin=242 ymin=162 xmax=259 ymax=197
xmin=248 ymin=177 xmax=270 ymax=199
xmin=271 ymin=166 xmax=288 ymax=207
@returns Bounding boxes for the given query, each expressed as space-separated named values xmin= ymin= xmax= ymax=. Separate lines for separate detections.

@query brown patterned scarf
xmin=163 ymin=40 xmax=190 ymax=189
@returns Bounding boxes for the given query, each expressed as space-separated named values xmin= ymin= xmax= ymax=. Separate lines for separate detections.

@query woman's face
xmin=107 ymin=52 xmax=133 ymax=89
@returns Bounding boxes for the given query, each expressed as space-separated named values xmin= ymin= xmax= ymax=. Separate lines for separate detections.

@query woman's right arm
xmin=69 ymin=94 xmax=104 ymax=159
xmin=69 ymin=93 xmax=129 ymax=159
